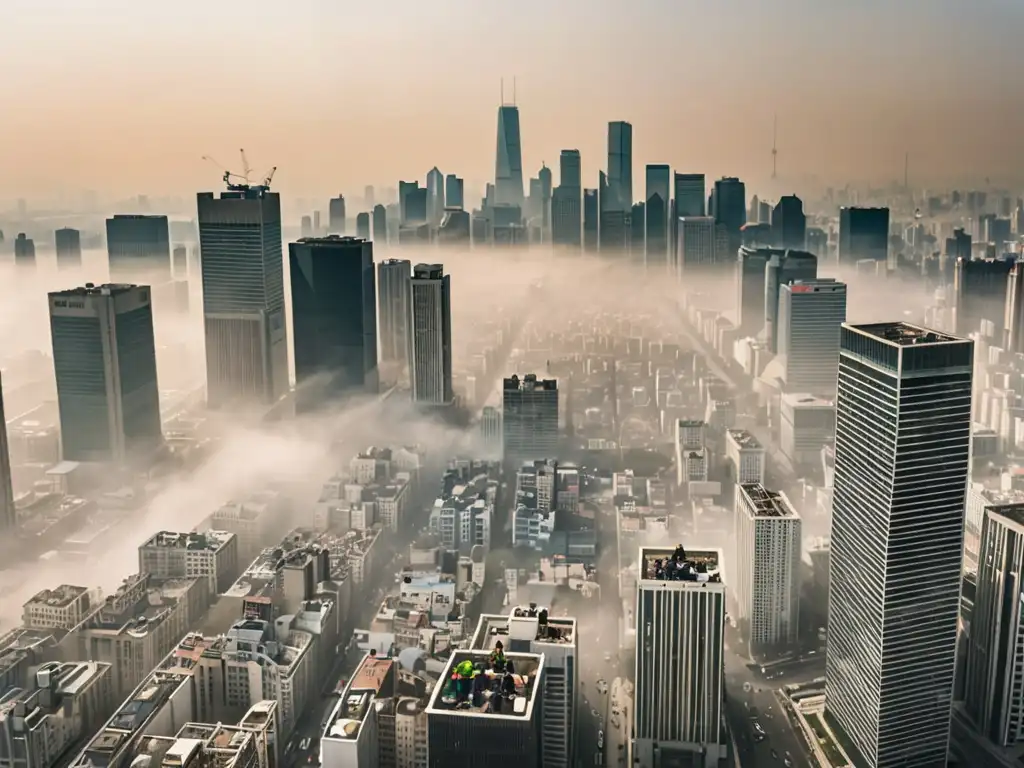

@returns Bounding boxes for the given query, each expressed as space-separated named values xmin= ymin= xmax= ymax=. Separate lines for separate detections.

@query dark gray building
xmin=838 ymin=206 xmax=889 ymax=265
xmin=409 ymin=264 xmax=453 ymax=405
xmin=55 ymin=228 xmax=82 ymax=269
xmin=825 ymin=322 xmax=972 ymax=768
xmin=606 ymin=121 xmax=633 ymax=213
xmin=502 ymin=374 xmax=558 ymax=462
xmin=673 ymin=173 xmax=706 ymax=218
xmin=771 ymin=195 xmax=806 ymax=251
xmin=582 ymin=189 xmax=599 ymax=253
xmin=13 ymin=233 xmax=35 ymax=265
xmin=372 ymin=204 xmax=387 ymax=243
xmin=711 ymin=177 xmax=746 ymax=255
xmin=0 ymin=372 xmax=13 ymax=531
xmin=289 ymin=236 xmax=377 ymax=411
xmin=735 ymin=247 xmax=774 ymax=338
xmin=328 ymin=195 xmax=346 ymax=234
xmin=645 ymin=164 xmax=670 ymax=269
xmin=105 ymin=214 xmax=171 ymax=281
xmin=197 ymin=186 xmax=288 ymax=409
xmin=445 ymin=174 xmax=465 ymax=210
xmin=378 ymin=258 xmax=411 ymax=378
xmin=764 ymin=249 xmax=818 ymax=352
xmin=355 ymin=212 xmax=370 ymax=240
xmin=48 ymin=283 xmax=162 ymax=463
xmin=954 ymin=255 xmax=1014 ymax=337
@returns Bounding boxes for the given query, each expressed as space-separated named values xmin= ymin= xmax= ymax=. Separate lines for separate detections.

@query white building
xmin=733 ymin=484 xmax=802 ymax=658
xmin=513 ymin=461 xmax=558 ymax=550
xmin=779 ymin=393 xmax=835 ymax=469
xmin=206 ymin=490 xmax=287 ymax=564
xmin=21 ymin=585 xmax=96 ymax=631
xmin=138 ymin=530 xmax=239 ymax=594
xmin=394 ymin=697 xmax=428 ymax=768
xmin=777 ymin=279 xmax=847 ymax=396
xmin=725 ymin=429 xmax=766 ymax=485
xmin=633 ymin=545 xmax=726 ymax=768
xmin=321 ymin=653 xmax=394 ymax=768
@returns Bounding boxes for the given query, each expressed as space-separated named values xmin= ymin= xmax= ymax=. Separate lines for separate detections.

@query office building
xmin=49 ymin=284 xmax=162 ymax=464
xmin=778 ymin=279 xmax=847 ymax=395
xmin=771 ymin=195 xmax=806 ymax=250
xmin=426 ymin=649 xmax=545 ymax=767
xmin=197 ymin=186 xmax=288 ymax=409
xmin=495 ymin=104 xmax=525 ymax=209
xmin=426 ymin=166 xmax=445 ymax=226
xmin=378 ymin=258 xmax=411 ymax=374
xmin=825 ymin=323 xmax=973 ymax=767
xmin=439 ymin=209 xmax=471 ymax=245
xmin=301 ymin=215 xmax=313 ymax=238
xmin=408 ymin=264 xmax=453 ymax=405
xmin=606 ymin=121 xmax=633 ymax=212
xmin=674 ymin=173 xmax=705 ymax=218
xmin=512 ymin=460 xmax=558 ymax=550
xmin=445 ymin=174 xmax=464 ymax=210
xmin=582 ymin=189 xmax=599 ymax=252
xmin=289 ymin=236 xmax=378 ymax=409
xmin=779 ymin=393 xmax=835 ymax=468
xmin=762 ymin=249 xmax=818 ymax=351
xmin=537 ymin=163 xmax=552 ymax=237
xmin=55 ymin=227 xmax=82 ymax=268
xmin=725 ymin=429 xmax=766 ymax=485
xmin=329 ymin=195 xmax=346 ymax=234
xmin=645 ymin=164 xmax=671 ymax=268
xmin=321 ymin=652 xmax=396 ymax=768
xmin=735 ymin=247 xmax=774 ymax=338
xmin=1004 ymin=261 xmax=1024 ymax=353
xmin=138 ymin=530 xmax=239 ymax=594
xmin=634 ymin=545 xmax=727 ymax=767
xmin=355 ymin=212 xmax=371 ymax=240
xmin=551 ymin=186 xmax=581 ymax=248
xmin=172 ymin=245 xmax=187 ymax=277
xmin=13 ymin=233 xmax=35 ymax=265
xmin=471 ymin=607 xmax=578 ymax=768
xmin=373 ymin=204 xmax=387 ymax=243
xmin=105 ymin=214 xmax=171 ymax=281
xmin=838 ymin=206 xmax=890 ymax=265
xmin=678 ymin=216 xmax=717 ymax=276
xmin=963 ymin=504 xmax=1024 ymax=747
xmin=734 ymin=484 xmax=802 ymax=658
xmin=0 ymin=373 xmax=12 ymax=531
xmin=711 ymin=177 xmax=746 ymax=255
xmin=954 ymin=256 xmax=1013 ymax=337
xmin=502 ymin=374 xmax=558 ymax=463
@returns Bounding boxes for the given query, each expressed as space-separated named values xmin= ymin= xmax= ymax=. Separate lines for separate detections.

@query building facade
xmin=408 ymin=264 xmax=453 ymax=405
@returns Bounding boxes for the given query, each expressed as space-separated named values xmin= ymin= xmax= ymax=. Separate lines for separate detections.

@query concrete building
xmin=321 ymin=652 xmax=396 ymax=768
xmin=633 ymin=545 xmax=726 ymax=767
xmin=724 ymin=429 xmax=766 ymax=485
xmin=826 ymin=323 xmax=973 ymax=767
xmin=48 ymin=284 xmax=162 ymax=464
xmin=105 ymin=215 xmax=171 ymax=281
xmin=471 ymin=607 xmax=577 ymax=768
xmin=22 ymin=585 xmax=95 ymax=631
xmin=777 ymin=279 xmax=847 ymax=396
xmin=205 ymin=491 xmax=289 ymax=565
xmin=764 ymin=250 xmax=818 ymax=354
xmin=55 ymin=227 xmax=82 ymax=268
xmin=677 ymin=216 xmax=716 ymax=275
xmin=779 ymin=394 xmax=835 ymax=469
xmin=408 ymin=264 xmax=453 ymax=405
xmin=512 ymin=460 xmax=558 ymax=550
xmin=426 ymin=649 xmax=545 ymax=767
xmin=495 ymin=105 xmax=525 ymax=210
xmin=138 ymin=530 xmax=240 ymax=594
xmin=0 ymin=372 xmax=11 ymax=531
xmin=733 ymin=484 xmax=802 ymax=658
xmin=378 ymin=259 xmax=411 ymax=383
xmin=502 ymin=374 xmax=558 ymax=463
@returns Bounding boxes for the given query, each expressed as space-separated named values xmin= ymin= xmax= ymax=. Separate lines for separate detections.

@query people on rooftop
xmin=489 ymin=640 xmax=506 ymax=672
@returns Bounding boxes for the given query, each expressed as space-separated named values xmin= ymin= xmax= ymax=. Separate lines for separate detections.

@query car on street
xmin=597 ymin=731 xmax=604 ymax=750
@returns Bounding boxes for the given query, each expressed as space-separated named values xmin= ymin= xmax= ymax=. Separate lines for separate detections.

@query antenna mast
xmin=771 ymin=114 xmax=778 ymax=180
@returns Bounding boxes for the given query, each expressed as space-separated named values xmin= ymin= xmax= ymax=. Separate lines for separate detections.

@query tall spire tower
xmin=494 ymin=79 xmax=525 ymax=210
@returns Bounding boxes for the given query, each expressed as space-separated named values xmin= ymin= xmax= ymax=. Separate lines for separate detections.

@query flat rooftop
xmin=782 ymin=393 xmax=834 ymax=408
xmin=427 ymin=650 xmax=542 ymax=719
xmin=988 ymin=503 xmax=1024 ymax=530
xmin=142 ymin=530 xmax=233 ymax=551
xmin=472 ymin=606 xmax=576 ymax=650
xmin=349 ymin=655 xmax=393 ymax=693
xmin=640 ymin=545 xmax=723 ymax=584
xmin=739 ymin=483 xmax=798 ymax=518
xmin=50 ymin=283 xmax=141 ymax=298
xmin=851 ymin=322 xmax=962 ymax=346
xmin=727 ymin=429 xmax=763 ymax=450
xmin=325 ymin=688 xmax=375 ymax=741
xmin=25 ymin=584 xmax=87 ymax=608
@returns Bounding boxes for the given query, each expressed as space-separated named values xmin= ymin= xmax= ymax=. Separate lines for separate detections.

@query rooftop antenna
xmin=771 ymin=114 xmax=778 ymax=180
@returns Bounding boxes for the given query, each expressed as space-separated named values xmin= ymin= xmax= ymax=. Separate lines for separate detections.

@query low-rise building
xmin=725 ymin=429 xmax=766 ymax=485
xmin=22 ymin=584 xmax=96 ymax=631
xmin=138 ymin=530 xmax=239 ymax=594
xmin=205 ymin=491 xmax=288 ymax=564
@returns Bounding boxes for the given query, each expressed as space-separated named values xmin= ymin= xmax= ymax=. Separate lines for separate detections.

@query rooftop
xmin=739 ymin=484 xmax=799 ymax=519
xmin=427 ymin=650 xmax=543 ymax=719
xmin=50 ymin=283 xmax=141 ymax=298
xmin=142 ymin=530 xmax=234 ymax=552
xmin=296 ymin=235 xmax=368 ymax=246
xmin=726 ymin=429 xmax=763 ymax=451
xmin=503 ymin=373 xmax=557 ymax=392
xmin=325 ymin=681 xmax=378 ymax=742
xmin=851 ymin=322 xmax=962 ymax=346
xmin=988 ymin=503 xmax=1024 ymax=531
xmin=350 ymin=654 xmax=394 ymax=694
xmin=472 ymin=606 xmax=576 ymax=650
xmin=639 ymin=545 xmax=723 ymax=584
xmin=25 ymin=584 xmax=87 ymax=608
xmin=82 ymin=574 xmax=195 ymax=635
xmin=781 ymin=393 xmax=834 ymax=408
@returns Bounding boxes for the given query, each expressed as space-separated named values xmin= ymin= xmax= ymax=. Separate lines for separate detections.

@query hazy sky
xmin=2 ymin=0 xmax=1023 ymax=203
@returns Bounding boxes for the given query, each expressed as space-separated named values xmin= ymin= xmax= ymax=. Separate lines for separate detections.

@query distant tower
xmin=105 ymin=215 xmax=171 ymax=282
xmin=408 ymin=264 xmax=453 ymax=405
xmin=495 ymin=91 xmax=525 ymax=209
xmin=771 ymin=114 xmax=778 ymax=180
xmin=55 ymin=228 xmax=82 ymax=269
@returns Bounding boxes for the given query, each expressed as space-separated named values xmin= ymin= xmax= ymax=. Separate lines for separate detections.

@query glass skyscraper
xmin=408 ymin=264 xmax=452 ymax=405
xmin=495 ymin=105 xmax=524 ymax=209
xmin=825 ymin=322 xmax=973 ymax=767
xmin=105 ymin=214 xmax=171 ymax=282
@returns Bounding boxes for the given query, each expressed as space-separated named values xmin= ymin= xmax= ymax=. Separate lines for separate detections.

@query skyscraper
xmin=328 ymin=195 xmax=346 ymax=234
xmin=1004 ymin=261 xmax=1024 ymax=353
xmin=825 ymin=322 xmax=973 ymax=767
xmin=552 ymin=150 xmax=582 ymax=248
xmin=288 ymin=236 xmax=377 ymax=410
xmin=678 ymin=217 xmax=716 ymax=276
xmin=502 ymin=374 xmax=558 ymax=463
xmin=645 ymin=164 xmax=671 ymax=268
xmin=764 ymin=250 xmax=818 ymax=352
xmin=372 ymin=204 xmax=387 ymax=243
xmin=606 ymin=121 xmax=633 ymax=212
xmin=49 ymin=283 xmax=162 ymax=463
xmin=734 ymin=483 xmax=802 ymax=659
xmin=378 ymin=258 xmax=411 ymax=379
xmin=582 ymin=189 xmax=599 ymax=252
xmin=954 ymin=255 xmax=1013 ymax=337
xmin=355 ymin=212 xmax=370 ymax=240
xmin=778 ymin=279 xmax=847 ymax=395
xmin=197 ymin=186 xmax=288 ymax=408
xmin=426 ymin=166 xmax=445 ymax=225
xmin=674 ymin=173 xmax=706 ymax=218
xmin=444 ymin=174 xmax=464 ymax=210
xmin=838 ymin=206 xmax=889 ymax=265
xmin=409 ymin=264 xmax=453 ymax=405
xmin=538 ymin=163 xmax=552 ymax=238
xmin=495 ymin=104 xmax=525 ymax=209
xmin=172 ymin=245 xmax=187 ymax=278
xmin=13 ymin=233 xmax=35 ymax=266
xmin=0 ymin=372 xmax=13 ymax=531
xmin=711 ymin=177 xmax=746 ymax=256
xmin=55 ymin=228 xmax=82 ymax=269
xmin=771 ymin=194 xmax=807 ymax=250
xmin=105 ymin=214 xmax=171 ymax=281
xmin=634 ymin=545 xmax=727 ymax=767
xmin=735 ymin=246 xmax=774 ymax=338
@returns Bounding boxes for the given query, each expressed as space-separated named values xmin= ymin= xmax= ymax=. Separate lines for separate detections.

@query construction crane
xmin=201 ymin=151 xmax=277 ymax=193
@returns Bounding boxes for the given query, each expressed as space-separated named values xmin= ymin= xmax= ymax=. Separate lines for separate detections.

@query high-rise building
xmin=551 ymin=187 xmax=581 ymax=247
xmin=14 ymin=233 xmax=35 ymax=265
xmin=606 ymin=121 xmax=633 ymax=212
xmin=48 ymin=283 xmax=162 ymax=463
xmin=378 ymin=258 xmax=411 ymax=372
xmin=197 ymin=187 xmax=288 ymax=408
xmin=408 ymin=264 xmax=453 ymax=405
xmin=711 ymin=177 xmax=746 ymax=255
xmin=954 ymin=256 xmax=1014 ymax=337
xmin=735 ymin=246 xmax=774 ymax=338
xmin=402 ymin=186 xmax=428 ymax=228
xmin=678 ymin=217 xmax=716 ymax=275
xmin=0 ymin=372 xmax=13 ymax=531
xmin=838 ymin=206 xmax=890 ymax=265
xmin=355 ymin=212 xmax=370 ymax=240
xmin=582 ymin=189 xmax=599 ymax=252
xmin=105 ymin=214 xmax=171 ymax=281
xmin=172 ymin=245 xmax=187 ymax=278
xmin=778 ymin=279 xmax=847 ymax=395
xmin=502 ymin=374 xmax=558 ymax=463
xmin=1004 ymin=261 xmax=1024 ymax=353
xmin=55 ymin=228 xmax=82 ymax=269
xmin=633 ymin=545 xmax=727 ymax=767
xmin=764 ymin=250 xmax=818 ymax=352
xmin=674 ymin=173 xmax=706 ymax=218
xmin=328 ymin=195 xmax=346 ymax=234
xmin=645 ymin=164 xmax=671 ymax=268
xmin=289 ymin=236 xmax=377 ymax=410
xmin=825 ymin=322 xmax=973 ymax=767
xmin=426 ymin=166 xmax=445 ymax=225
xmin=734 ymin=483 xmax=802 ymax=659
xmin=559 ymin=149 xmax=582 ymax=191
xmin=495 ymin=105 xmax=525 ymax=209
xmin=771 ymin=195 xmax=807 ymax=251
xmin=537 ymin=163 xmax=552 ymax=238
xmin=372 ymin=204 xmax=387 ymax=243
xmin=445 ymin=174 xmax=464 ymax=210
xmin=963 ymin=503 xmax=1024 ymax=747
